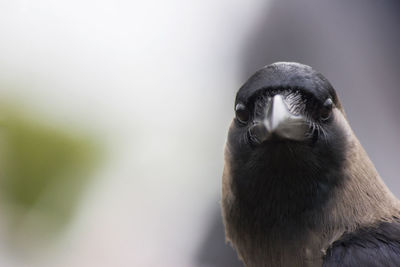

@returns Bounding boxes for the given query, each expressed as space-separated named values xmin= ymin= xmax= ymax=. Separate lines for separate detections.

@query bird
xmin=221 ymin=62 xmax=400 ymax=267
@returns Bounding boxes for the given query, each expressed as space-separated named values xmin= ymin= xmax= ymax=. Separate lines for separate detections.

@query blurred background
xmin=0 ymin=0 xmax=399 ymax=266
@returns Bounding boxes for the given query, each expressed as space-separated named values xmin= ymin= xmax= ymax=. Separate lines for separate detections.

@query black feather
xmin=323 ymin=221 xmax=400 ymax=267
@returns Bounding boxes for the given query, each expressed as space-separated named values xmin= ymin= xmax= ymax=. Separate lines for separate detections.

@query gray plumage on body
xmin=221 ymin=62 xmax=400 ymax=267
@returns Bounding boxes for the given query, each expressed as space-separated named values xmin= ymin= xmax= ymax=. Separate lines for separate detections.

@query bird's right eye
xmin=320 ymin=98 xmax=333 ymax=121
xmin=235 ymin=103 xmax=250 ymax=124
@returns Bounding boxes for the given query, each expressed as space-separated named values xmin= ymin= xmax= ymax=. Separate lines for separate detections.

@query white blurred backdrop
xmin=0 ymin=1 xmax=268 ymax=266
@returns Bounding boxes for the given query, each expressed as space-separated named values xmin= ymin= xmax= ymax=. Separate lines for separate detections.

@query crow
xmin=221 ymin=62 xmax=400 ymax=267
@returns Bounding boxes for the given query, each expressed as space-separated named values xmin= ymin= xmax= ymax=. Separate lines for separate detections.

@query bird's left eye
xmin=235 ymin=103 xmax=250 ymax=124
xmin=320 ymin=98 xmax=333 ymax=121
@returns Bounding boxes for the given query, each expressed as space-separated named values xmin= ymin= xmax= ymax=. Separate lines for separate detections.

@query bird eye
xmin=320 ymin=98 xmax=333 ymax=121
xmin=235 ymin=103 xmax=250 ymax=124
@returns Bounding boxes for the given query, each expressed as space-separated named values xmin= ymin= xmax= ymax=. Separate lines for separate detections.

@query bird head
xmin=227 ymin=62 xmax=347 ymax=164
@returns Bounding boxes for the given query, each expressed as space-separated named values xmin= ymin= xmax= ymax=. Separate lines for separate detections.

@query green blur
xmin=0 ymin=105 xmax=101 ymax=240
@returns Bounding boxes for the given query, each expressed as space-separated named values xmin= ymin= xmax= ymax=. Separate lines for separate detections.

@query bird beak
xmin=249 ymin=95 xmax=309 ymax=143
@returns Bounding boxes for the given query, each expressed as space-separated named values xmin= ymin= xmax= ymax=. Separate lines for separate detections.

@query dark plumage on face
xmin=226 ymin=62 xmax=347 ymax=214
xmin=228 ymin=62 xmax=344 ymax=155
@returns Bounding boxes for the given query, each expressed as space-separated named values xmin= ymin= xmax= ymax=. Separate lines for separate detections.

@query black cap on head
xmin=235 ymin=62 xmax=341 ymax=110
